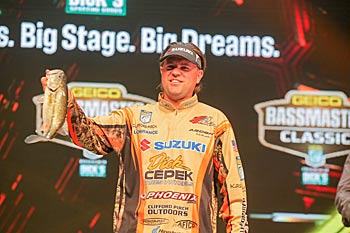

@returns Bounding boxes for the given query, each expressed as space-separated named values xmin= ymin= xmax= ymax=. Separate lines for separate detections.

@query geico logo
xmin=145 ymin=170 xmax=193 ymax=181
xmin=291 ymin=95 xmax=342 ymax=107
xmin=71 ymin=87 xmax=122 ymax=99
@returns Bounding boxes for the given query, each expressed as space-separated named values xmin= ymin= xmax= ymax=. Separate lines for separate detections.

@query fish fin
xmin=37 ymin=95 xmax=45 ymax=104
xmin=24 ymin=134 xmax=49 ymax=144
xmin=56 ymin=120 xmax=69 ymax=136
xmin=38 ymin=121 xmax=50 ymax=137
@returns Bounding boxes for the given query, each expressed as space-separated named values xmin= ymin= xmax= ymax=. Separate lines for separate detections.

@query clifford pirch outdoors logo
xmin=254 ymin=89 xmax=350 ymax=168
xmin=65 ymin=0 xmax=127 ymax=16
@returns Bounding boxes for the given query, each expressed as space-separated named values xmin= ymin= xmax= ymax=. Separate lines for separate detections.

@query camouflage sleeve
xmin=213 ymin=120 xmax=248 ymax=233
xmin=335 ymin=154 xmax=350 ymax=227
xmin=66 ymin=91 xmax=127 ymax=155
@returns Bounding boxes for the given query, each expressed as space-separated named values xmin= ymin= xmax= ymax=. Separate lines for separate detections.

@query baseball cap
xmin=159 ymin=43 xmax=202 ymax=69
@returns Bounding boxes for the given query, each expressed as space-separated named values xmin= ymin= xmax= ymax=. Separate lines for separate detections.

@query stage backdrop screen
xmin=0 ymin=0 xmax=349 ymax=232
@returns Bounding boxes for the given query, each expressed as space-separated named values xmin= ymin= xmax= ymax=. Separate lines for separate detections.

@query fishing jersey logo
xmin=140 ymin=191 xmax=197 ymax=203
xmin=189 ymin=116 xmax=215 ymax=138
xmin=145 ymin=153 xmax=193 ymax=186
xmin=140 ymin=138 xmax=151 ymax=151
xmin=174 ymin=219 xmax=198 ymax=230
xmin=141 ymin=218 xmax=169 ymax=226
xmin=148 ymin=219 xmax=198 ymax=232
xmin=140 ymin=110 xmax=152 ymax=123
xmin=189 ymin=116 xmax=216 ymax=127
xmin=142 ymin=141 xmax=205 ymax=185
xmin=152 ymin=227 xmax=182 ymax=233
xmin=140 ymin=139 xmax=207 ymax=153
xmin=232 ymin=140 xmax=238 ymax=152
xmin=147 ymin=153 xmax=190 ymax=171
xmin=133 ymin=123 xmax=158 ymax=135
xmin=147 ymin=204 xmax=190 ymax=218
xmin=254 ymin=90 xmax=350 ymax=167
xmin=25 ymin=82 xmax=155 ymax=160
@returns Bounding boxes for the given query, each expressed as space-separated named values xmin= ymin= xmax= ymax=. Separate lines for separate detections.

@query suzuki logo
xmin=140 ymin=139 xmax=151 ymax=151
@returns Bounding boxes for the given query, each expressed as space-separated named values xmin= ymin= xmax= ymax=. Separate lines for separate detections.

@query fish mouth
xmin=48 ymin=87 xmax=59 ymax=92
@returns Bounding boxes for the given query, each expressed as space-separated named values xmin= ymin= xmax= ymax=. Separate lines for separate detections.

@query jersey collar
xmin=158 ymin=93 xmax=198 ymax=111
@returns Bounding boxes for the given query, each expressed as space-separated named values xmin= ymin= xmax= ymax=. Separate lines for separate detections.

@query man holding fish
xmin=40 ymin=42 xmax=249 ymax=233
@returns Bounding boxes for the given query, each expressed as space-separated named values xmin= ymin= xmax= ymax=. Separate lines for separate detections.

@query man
xmin=41 ymin=42 xmax=248 ymax=232
xmin=335 ymin=154 xmax=350 ymax=227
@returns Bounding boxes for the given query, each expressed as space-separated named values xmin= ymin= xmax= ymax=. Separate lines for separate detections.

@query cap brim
xmin=159 ymin=50 xmax=201 ymax=69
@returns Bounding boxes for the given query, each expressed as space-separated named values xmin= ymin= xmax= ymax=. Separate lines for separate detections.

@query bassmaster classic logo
xmin=254 ymin=90 xmax=350 ymax=167
xmin=27 ymin=82 xmax=155 ymax=159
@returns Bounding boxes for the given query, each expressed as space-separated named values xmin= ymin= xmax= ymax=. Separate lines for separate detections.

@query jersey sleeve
xmin=213 ymin=119 xmax=248 ymax=233
xmin=66 ymin=91 xmax=127 ymax=155
xmin=335 ymin=154 xmax=350 ymax=227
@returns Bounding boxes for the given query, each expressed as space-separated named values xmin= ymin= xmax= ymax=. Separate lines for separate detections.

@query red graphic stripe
xmin=89 ymin=212 xmax=101 ymax=228
xmin=16 ymin=206 xmax=35 ymax=233
xmin=304 ymin=185 xmax=337 ymax=194
xmin=11 ymin=102 xmax=19 ymax=112
xmin=66 ymin=107 xmax=82 ymax=147
xmin=0 ymin=132 xmax=9 ymax=150
xmin=2 ymin=134 xmax=17 ymax=160
xmin=328 ymin=171 xmax=342 ymax=179
xmin=7 ymin=212 xmax=21 ymax=233
xmin=0 ymin=193 xmax=6 ymax=206
xmin=301 ymin=0 xmax=310 ymax=31
xmin=58 ymin=158 xmax=79 ymax=195
xmin=55 ymin=157 xmax=75 ymax=190
xmin=71 ymin=182 xmax=84 ymax=203
xmin=11 ymin=174 xmax=22 ymax=191
xmin=295 ymin=189 xmax=334 ymax=199
xmin=14 ymin=193 xmax=23 ymax=206
xmin=294 ymin=1 xmax=306 ymax=46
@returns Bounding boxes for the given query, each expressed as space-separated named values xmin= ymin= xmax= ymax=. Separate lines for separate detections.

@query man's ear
xmin=196 ymin=70 xmax=204 ymax=84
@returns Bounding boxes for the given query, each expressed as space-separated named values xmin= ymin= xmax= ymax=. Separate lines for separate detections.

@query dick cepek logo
xmin=254 ymin=89 xmax=350 ymax=167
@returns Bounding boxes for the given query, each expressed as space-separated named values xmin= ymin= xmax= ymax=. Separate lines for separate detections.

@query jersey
xmin=66 ymin=92 xmax=248 ymax=233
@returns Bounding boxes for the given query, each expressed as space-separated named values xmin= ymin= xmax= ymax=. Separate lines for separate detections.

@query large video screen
xmin=1 ymin=0 xmax=349 ymax=232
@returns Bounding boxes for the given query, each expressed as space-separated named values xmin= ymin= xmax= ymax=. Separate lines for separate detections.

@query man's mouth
xmin=170 ymin=79 xmax=181 ymax=83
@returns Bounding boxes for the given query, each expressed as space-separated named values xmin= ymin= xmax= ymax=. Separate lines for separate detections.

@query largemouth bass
xmin=41 ymin=69 xmax=68 ymax=139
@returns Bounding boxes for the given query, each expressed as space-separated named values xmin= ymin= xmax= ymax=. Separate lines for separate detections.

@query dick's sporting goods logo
xmin=66 ymin=0 xmax=126 ymax=16
xmin=254 ymin=90 xmax=350 ymax=167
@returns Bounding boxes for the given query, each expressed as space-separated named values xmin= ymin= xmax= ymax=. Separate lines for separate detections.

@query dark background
xmin=0 ymin=0 xmax=349 ymax=232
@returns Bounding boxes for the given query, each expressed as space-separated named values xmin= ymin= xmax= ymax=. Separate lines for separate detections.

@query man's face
xmin=160 ymin=56 xmax=203 ymax=105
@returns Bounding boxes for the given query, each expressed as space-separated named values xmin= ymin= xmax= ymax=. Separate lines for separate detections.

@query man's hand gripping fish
xmin=40 ymin=69 xmax=68 ymax=139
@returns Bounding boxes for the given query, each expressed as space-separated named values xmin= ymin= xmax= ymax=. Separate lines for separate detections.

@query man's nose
xmin=171 ymin=68 xmax=181 ymax=76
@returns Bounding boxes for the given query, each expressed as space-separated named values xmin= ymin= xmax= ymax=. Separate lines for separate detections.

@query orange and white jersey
xmin=67 ymin=93 xmax=248 ymax=233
